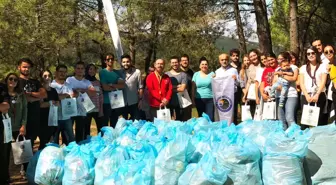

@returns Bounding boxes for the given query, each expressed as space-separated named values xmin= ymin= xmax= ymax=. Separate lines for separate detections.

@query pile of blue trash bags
xmin=26 ymin=113 xmax=336 ymax=185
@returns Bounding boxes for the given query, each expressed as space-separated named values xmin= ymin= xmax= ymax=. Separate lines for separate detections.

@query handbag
xmin=11 ymin=135 xmax=33 ymax=165
xmin=301 ymin=103 xmax=320 ymax=127
xmin=177 ymin=90 xmax=192 ymax=108
xmin=247 ymin=83 xmax=256 ymax=100
xmin=77 ymin=92 xmax=95 ymax=113
xmin=48 ymin=102 xmax=58 ymax=126
xmin=2 ymin=113 xmax=12 ymax=143
xmin=157 ymin=106 xmax=171 ymax=122
xmin=262 ymin=101 xmax=277 ymax=120
xmin=108 ymin=90 xmax=125 ymax=109
xmin=241 ymin=103 xmax=252 ymax=121
xmin=61 ymin=98 xmax=78 ymax=118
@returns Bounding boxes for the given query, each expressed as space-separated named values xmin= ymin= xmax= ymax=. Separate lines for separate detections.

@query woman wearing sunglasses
xmin=326 ymin=45 xmax=336 ymax=118
xmin=299 ymin=46 xmax=328 ymax=128
xmin=3 ymin=73 xmax=27 ymax=182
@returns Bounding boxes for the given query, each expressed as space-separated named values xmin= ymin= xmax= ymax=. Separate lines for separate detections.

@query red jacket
xmin=146 ymin=72 xmax=173 ymax=108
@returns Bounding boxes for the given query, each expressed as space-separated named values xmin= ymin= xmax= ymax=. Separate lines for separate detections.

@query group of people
xmin=0 ymin=38 xmax=336 ymax=184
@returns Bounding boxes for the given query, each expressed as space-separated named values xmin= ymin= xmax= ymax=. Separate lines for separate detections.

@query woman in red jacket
xmin=146 ymin=59 xmax=173 ymax=121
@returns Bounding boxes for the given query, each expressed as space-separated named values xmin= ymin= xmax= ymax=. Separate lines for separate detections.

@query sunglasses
xmin=9 ymin=77 xmax=18 ymax=82
xmin=106 ymin=58 xmax=114 ymax=62
xmin=307 ymin=52 xmax=316 ymax=56
xmin=324 ymin=50 xmax=334 ymax=55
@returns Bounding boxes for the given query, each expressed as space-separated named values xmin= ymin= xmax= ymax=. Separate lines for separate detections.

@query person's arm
xmin=259 ymin=81 xmax=269 ymax=101
xmin=177 ymin=84 xmax=186 ymax=92
xmin=162 ymin=78 xmax=173 ymax=106
xmin=191 ymin=81 xmax=196 ymax=105
xmin=30 ymin=87 xmax=47 ymax=99
xmin=283 ymin=68 xmax=298 ymax=82
xmin=40 ymin=100 xmax=50 ymax=108
xmin=299 ymin=70 xmax=311 ymax=103
xmin=0 ymin=102 xmax=10 ymax=113
xmin=255 ymin=81 xmax=260 ymax=104
xmin=312 ymin=73 xmax=327 ymax=102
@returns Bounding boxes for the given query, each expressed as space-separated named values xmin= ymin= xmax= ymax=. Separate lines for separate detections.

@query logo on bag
xmin=67 ymin=102 xmax=71 ymax=106
xmin=215 ymin=95 xmax=233 ymax=112
xmin=20 ymin=144 xmax=25 ymax=150
xmin=114 ymin=94 xmax=118 ymax=99
xmin=309 ymin=109 xmax=313 ymax=114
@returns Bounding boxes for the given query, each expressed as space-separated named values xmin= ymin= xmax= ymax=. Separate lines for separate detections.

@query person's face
xmin=88 ymin=66 xmax=96 ymax=77
xmin=170 ymin=59 xmax=179 ymax=70
xmin=230 ymin=52 xmax=239 ymax=63
xmin=199 ymin=60 xmax=208 ymax=72
xmin=280 ymin=61 xmax=290 ymax=69
xmin=105 ymin=55 xmax=114 ymax=68
xmin=261 ymin=55 xmax=268 ymax=66
xmin=7 ymin=75 xmax=18 ymax=88
xmin=267 ymin=57 xmax=277 ymax=67
xmin=180 ymin=57 xmax=189 ymax=68
xmin=324 ymin=46 xmax=334 ymax=61
xmin=42 ymin=71 xmax=52 ymax=83
xmin=249 ymin=52 xmax=259 ymax=65
xmin=18 ymin=62 xmax=31 ymax=76
xmin=290 ymin=54 xmax=296 ymax=65
xmin=307 ymin=49 xmax=317 ymax=62
xmin=219 ymin=54 xmax=230 ymax=68
xmin=243 ymin=57 xmax=250 ymax=66
xmin=312 ymin=40 xmax=323 ymax=53
xmin=75 ymin=64 xmax=85 ymax=76
xmin=56 ymin=68 xmax=67 ymax=80
xmin=154 ymin=59 xmax=165 ymax=73
xmin=121 ymin=58 xmax=131 ymax=70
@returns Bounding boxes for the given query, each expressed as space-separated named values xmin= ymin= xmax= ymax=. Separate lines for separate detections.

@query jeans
xmin=122 ymin=103 xmax=139 ymax=121
xmin=301 ymin=93 xmax=328 ymax=129
xmin=103 ymin=103 xmax=122 ymax=128
xmin=84 ymin=112 xmax=104 ymax=137
xmin=195 ymin=98 xmax=214 ymax=121
xmin=271 ymin=79 xmax=289 ymax=106
xmin=277 ymin=97 xmax=298 ymax=130
xmin=54 ymin=119 xmax=75 ymax=145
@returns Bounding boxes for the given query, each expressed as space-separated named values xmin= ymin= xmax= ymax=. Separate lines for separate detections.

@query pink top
xmin=89 ymin=80 xmax=104 ymax=117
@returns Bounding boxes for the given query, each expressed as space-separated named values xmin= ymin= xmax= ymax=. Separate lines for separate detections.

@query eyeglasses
xmin=9 ymin=77 xmax=18 ymax=82
xmin=307 ymin=52 xmax=316 ymax=56
xmin=324 ymin=50 xmax=334 ymax=55
xmin=106 ymin=58 xmax=114 ymax=62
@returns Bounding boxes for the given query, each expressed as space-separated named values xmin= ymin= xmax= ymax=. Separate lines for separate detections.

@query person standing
xmin=66 ymin=62 xmax=95 ymax=142
xmin=50 ymin=65 xmax=75 ymax=145
xmin=180 ymin=54 xmax=194 ymax=121
xmin=260 ymin=53 xmax=279 ymax=101
xmin=192 ymin=57 xmax=215 ymax=121
xmin=84 ymin=64 xmax=104 ymax=135
xmin=215 ymin=53 xmax=240 ymax=124
xmin=0 ymin=83 xmax=10 ymax=184
xmin=39 ymin=70 xmax=60 ymax=149
xmin=166 ymin=56 xmax=188 ymax=120
xmin=118 ymin=54 xmax=143 ymax=121
xmin=99 ymin=54 xmax=125 ymax=128
xmin=146 ymin=59 xmax=173 ymax=121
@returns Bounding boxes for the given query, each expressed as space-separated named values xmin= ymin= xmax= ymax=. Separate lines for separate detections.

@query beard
xmin=20 ymin=70 xmax=29 ymax=76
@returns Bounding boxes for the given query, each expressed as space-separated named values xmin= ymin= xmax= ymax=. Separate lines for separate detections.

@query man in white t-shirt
xmin=312 ymin=39 xmax=330 ymax=65
xmin=50 ymin=64 xmax=75 ymax=145
xmin=66 ymin=62 xmax=96 ymax=143
xmin=215 ymin=53 xmax=240 ymax=124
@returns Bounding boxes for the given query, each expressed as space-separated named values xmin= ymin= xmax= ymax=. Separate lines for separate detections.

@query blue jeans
xmin=271 ymin=79 xmax=289 ymax=106
xmin=53 ymin=119 xmax=75 ymax=145
xmin=277 ymin=97 xmax=298 ymax=130
xmin=195 ymin=98 xmax=214 ymax=121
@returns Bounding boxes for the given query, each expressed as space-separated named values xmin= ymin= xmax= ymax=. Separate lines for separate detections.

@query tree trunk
xmin=289 ymin=0 xmax=299 ymax=55
xmin=73 ymin=0 xmax=82 ymax=62
xmin=128 ymin=3 xmax=136 ymax=64
xmin=97 ymin=0 xmax=106 ymax=67
xmin=253 ymin=0 xmax=273 ymax=54
xmin=233 ymin=0 xmax=247 ymax=54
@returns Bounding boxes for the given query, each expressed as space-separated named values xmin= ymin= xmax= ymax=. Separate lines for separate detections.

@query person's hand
xmin=277 ymin=71 xmax=283 ymax=76
xmin=305 ymin=94 xmax=312 ymax=103
xmin=161 ymin=98 xmax=168 ymax=106
xmin=232 ymin=75 xmax=237 ymax=80
xmin=53 ymin=101 xmax=60 ymax=106
xmin=262 ymin=93 xmax=269 ymax=101
xmin=256 ymin=97 xmax=260 ymax=105
xmin=242 ymin=95 xmax=247 ymax=103
xmin=311 ymin=93 xmax=319 ymax=103
xmin=19 ymin=125 xmax=26 ymax=136
xmin=212 ymin=74 xmax=216 ymax=78
xmin=276 ymin=85 xmax=282 ymax=91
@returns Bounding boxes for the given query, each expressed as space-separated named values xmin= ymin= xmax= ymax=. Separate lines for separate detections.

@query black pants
xmin=195 ymin=98 xmax=214 ymax=121
xmin=72 ymin=116 xmax=86 ymax=143
xmin=149 ymin=107 xmax=160 ymax=122
xmin=122 ymin=103 xmax=139 ymax=121
xmin=181 ymin=105 xmax=192 ymax=121
xmin=169 ymin=105 xmax=183 ymax=121
xmin=248 ymin=100 xmax=257 ymax=118
xmin=103 ymin=104 xmax=122 ymax=128
xmin=233 ymin=88 xmax=242 ymax=124
xmin=84 ymin=112 xmax=104 ymax=136
xmin=39 ymin=112 xmax=56 ymax=150
xmin=301 ymin=93 xmax=328 ymax=129
xmin=26 ymin=106 xmax=40 ymax=149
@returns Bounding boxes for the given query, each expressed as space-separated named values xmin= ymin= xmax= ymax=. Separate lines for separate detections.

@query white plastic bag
xmin=157 ymin=106 xmax=171 ymax=122
xmin=177 ymin=90 xmax=192 ymax=108
xmin=241 ymin=103 xmax=252 ymax=121
xmin=77 ymin=92 xmax=95 ymax=113
xmin=254 ymin=105 xmax=263 ymax=121
xmin=2 ymin=113 xmax=12 ymax=143
xmin=262 ymin=101 xmax=277 ymax=120
xmin=301 ymin=103 xmax=320 ymax=127
xmin=109 ymin=90 xmax=125 ymax=109
xmin=11 ymin=135 xmax=33 ymax=165
xmin=48 ymin=102 xmax=58 ymax=126
xmin=247 ymin=84 xmax=256 ymax=100
xmin=61 ymin=98 xmax=78 ymax=118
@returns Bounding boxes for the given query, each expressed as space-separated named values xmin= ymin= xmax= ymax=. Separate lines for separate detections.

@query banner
xmin=212 ymin=76 xmax=235 ymax=125
xmin=102 ymin=0 xmax=123 ymax=63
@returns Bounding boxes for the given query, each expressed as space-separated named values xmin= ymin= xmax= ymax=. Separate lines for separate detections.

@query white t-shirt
xmin=299 ymin=64 xmax=328 ymax=94
xmin=66 ymin=76 xmax=93 ymax=90
xmin=215 ymin=67 xmax=239 ymax=92
xmin=255 ymin=67 xmax=265 ymax=85
xmin=50 ymin=80 xmax=74 ymax=120
xmin=321 ymin=53 xmax=330 ymax=66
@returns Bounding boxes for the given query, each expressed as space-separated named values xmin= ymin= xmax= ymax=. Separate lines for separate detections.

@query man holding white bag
xmin=50 ymin=65 xmax=75 ymax=145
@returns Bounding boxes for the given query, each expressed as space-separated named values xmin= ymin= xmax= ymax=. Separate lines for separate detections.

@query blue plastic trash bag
xmin=115 ymin=159 xmax=155 ymax=185
xmin=154 ymin=118 xmax=167 ymax=134
xmin=193 ymin=113 xmax=227 ymax=134
xmin=27 ymin=150 xmax=42 ymax=185
xmin=82 ymin=135 xmax=106 ymax=159
xmin=115 ymin=118 xmax=133 ymax=137
xmin=136 ymin=122 xmax=158 ymax=141
xmin=100 ymin=126 xmax=116 ymax=143
xmin=178 ymin=152 xmax=229 ymax=185
xmin=62 ymin=142 xmax=95 ymax=185
xmin=306 ymin=124 xmax=336 ymax=184
xmin=35 ymin=144 xmax=65 ymax=185
xmin=94 ymin=145 xmax=130 ymax=185
xmin=216 ymin=134 xmax=263 ymax=185
xmin=262 ymin=130 xmax=311 ymax=185
xmin=127 ymin=141 xmax=158 ymax=161
xmin=116 ymin=124 xmax=138 ymax=146
xmin=155 ymin=132 xmax=195 ymax=185
xmin=189 ymin=131 xmax=212 ymax=163
xmin=132 ymin=119 xmax=146 ymax=130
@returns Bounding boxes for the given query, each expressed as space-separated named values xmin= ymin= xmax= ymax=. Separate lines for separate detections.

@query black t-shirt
xmin=184 ymin=68 xmax=194 ymax=95
xmin=41 ymin=87 xmax=59 ymax=115
xmin=19 ymin=78 xmax=43 ymax=119
xmin=0 ymin=83 xmax=9 ymax=141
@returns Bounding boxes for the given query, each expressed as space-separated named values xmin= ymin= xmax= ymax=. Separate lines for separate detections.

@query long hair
xmin=85 ymin=63 xmax=97 ymax=81
xmin=4 ymin=73 xmax=22 ymax=94
xmin=40 ymin=69 xmax=53 ymax=84
xmin=305 ymin=46 xmax=321 ymax=78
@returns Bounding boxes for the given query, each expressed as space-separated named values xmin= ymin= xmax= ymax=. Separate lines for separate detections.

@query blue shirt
xmin=192 ymin=71 xmax=214 ymax=99
xmin=99 ymin=68 xmax=122 ymax=104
